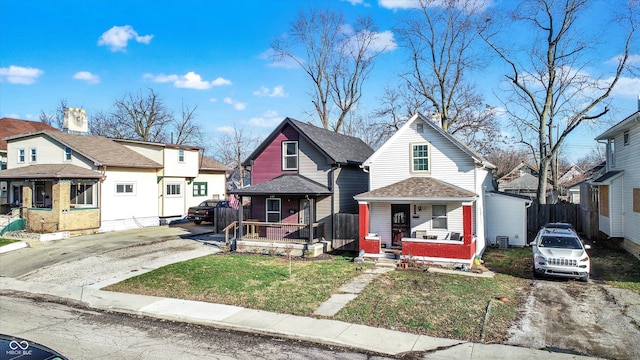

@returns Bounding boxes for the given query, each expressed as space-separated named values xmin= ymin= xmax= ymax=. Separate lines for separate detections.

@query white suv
xmin=530 ymin=225 xmax=591 ymax=282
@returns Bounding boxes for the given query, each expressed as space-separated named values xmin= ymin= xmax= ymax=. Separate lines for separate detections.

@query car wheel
xmin=533 ymin=268 xmax=540 ymax=279
xmin=194 ymin=220 xmax=201 ymax=225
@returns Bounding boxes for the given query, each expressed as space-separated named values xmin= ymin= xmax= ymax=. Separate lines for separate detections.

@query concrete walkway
xmin=0 ymin=226 xmax=598 ymax=359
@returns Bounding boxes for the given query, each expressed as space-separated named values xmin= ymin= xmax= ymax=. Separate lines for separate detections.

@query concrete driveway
xmin=0 ymin=222 xmax=217 ymax=278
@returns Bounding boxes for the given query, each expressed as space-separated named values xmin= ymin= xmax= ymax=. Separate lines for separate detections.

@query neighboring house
xmin=0 ymin=110 xmax=230 ymax=233
xmin=115 ymin=139 xmax=230 ymax=220
xmin=232 ymin=117 xmax=373 ymax=244
xmin=497 ymin=162 xmax=556 ymax=201
xmin=0 ymin=118 xmax=58 ymax=214
xmin=354 ymin=113 xmax=530 ymax=263
xmin=592 ymin=109 xmax=640 ymax=259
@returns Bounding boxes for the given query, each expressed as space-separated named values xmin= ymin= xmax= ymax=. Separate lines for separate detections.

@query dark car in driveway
xmin=187 ymin=199 xmax=230 ymax=225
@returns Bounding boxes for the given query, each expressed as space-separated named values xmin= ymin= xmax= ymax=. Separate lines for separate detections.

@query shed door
xmin=391 ymin=204 xmax=410 ymax=247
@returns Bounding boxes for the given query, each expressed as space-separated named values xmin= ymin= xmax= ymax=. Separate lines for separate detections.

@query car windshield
xmin=539 ymin=236 xmax=582 ymax=249
xmin=200 ymin=201 xmax=217 ymax=206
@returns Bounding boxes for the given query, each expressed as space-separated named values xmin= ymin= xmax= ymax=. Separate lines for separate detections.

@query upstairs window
xmin=178 ymin=149 xmax=185 ymax=162
xmin=266 ymin=198 xmax=281 ymax=223
xmin=18 ymin=149 xmax=25 ymax=163
xmin=30 ymin=148 xmax=37 ymax=162
xmin=411 ymin=143 xmax=430 ymax=172
xmin=282 ymin=141 xmax=298 ymax=170
xmin=64 ymin=147 xmax=72 ymax=161
xmin=624 ymin=131 xmax=629 ymax=146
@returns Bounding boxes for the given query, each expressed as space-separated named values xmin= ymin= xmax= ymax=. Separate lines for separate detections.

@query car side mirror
xmin=584 ymin=244 xmax=591 ymax=250
xmin=529 ymin=241 xmax=536 ymax=246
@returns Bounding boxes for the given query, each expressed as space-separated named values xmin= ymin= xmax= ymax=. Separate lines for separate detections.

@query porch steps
xmin=375 ymin=257 xmax=399 ymax=268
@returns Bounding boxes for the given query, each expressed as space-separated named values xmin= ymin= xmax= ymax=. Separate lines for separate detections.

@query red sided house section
xmin=355 ymin=177 xmax=478 ymax=264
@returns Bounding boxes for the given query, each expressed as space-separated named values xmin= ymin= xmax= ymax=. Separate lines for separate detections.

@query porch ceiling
xmin=232 ymin=174 xmax=331 ymax=196
xmin=354 ymin=177 xmax=477 ymax=202
xmin=0 ymin=164 xmax=104 ymax=180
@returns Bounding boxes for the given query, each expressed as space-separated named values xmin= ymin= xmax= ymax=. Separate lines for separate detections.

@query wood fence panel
xmin=333 ymin=213 xmax=359 ymax=251
xmin=215 ymin=208 xmax=250 ymax=232
xmin=527 ymin=203 xmax=581 ymax=235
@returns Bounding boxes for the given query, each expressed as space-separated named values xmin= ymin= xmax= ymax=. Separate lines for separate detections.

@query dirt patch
xmin=506 ymin=279 xmax=640 ymax=359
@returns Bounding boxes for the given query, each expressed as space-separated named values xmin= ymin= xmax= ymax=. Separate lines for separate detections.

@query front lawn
xmin=589 ymin=240 xmax=640 ymax=293
xmin=105 ymin=253 xmax=367 ymax=315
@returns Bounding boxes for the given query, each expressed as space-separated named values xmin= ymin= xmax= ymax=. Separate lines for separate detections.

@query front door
xmin=391 ymin=204 xmax=410 ymax=247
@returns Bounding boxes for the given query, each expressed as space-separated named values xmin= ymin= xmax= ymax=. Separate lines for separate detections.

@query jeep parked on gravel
xmin=530 ymin=224 xmax=591 ymax=282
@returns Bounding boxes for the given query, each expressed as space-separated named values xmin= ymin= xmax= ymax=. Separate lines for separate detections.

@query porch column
xmin=358 ymin=201 xmax=370 ymax=252
xmin=237 ymin=195 xmax=243 ymax=240
xmin=308 ymin=197 xmax=314 ymax=244
xmin=462 ymin=202 xmax=473 ymax=247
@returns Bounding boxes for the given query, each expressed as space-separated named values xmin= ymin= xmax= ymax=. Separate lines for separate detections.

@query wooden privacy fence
xmin=333 ymin=213 xmax=359 ymax=251
xmin=527 ymin=203 xmax=581 ymax=236
xmin=214 ymin=207 xmax=250 ymax=233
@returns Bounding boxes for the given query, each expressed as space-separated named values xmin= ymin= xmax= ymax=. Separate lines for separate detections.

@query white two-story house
xmin=593 ymin=108 xmax=640 ymax=259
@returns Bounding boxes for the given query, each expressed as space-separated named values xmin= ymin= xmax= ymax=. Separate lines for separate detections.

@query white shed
xmin=484 ymin=191 xmax=532 ymax=247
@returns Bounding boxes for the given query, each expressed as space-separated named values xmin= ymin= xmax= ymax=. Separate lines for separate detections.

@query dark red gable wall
xmin=252 ymin=124 xmax=299 ymax=184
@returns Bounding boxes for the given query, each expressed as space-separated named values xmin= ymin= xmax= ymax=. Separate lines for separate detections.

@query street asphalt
xmin=0 ymin=224 xmax=598 ymax=359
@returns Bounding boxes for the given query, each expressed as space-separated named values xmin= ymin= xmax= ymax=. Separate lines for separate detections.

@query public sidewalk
xmin=0 ymin=277 xmax=597 ymax=359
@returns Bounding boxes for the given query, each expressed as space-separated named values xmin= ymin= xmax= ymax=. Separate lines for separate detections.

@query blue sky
xmin=1 ymin=0 xmax=638 ymax=163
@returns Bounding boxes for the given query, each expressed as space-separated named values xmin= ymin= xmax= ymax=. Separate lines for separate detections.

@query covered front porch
xmin=355 ymin=177 xmax=479 ymax=264
xmin=0 ymin=164 xmax=103 ymax=233
xmin=229 ymin=174 xmax=332 ymax=257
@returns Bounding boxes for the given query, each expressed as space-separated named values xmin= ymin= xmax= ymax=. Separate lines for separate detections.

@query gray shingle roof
xmin=355 ymin=177 xmax=477 ymax=201
xmin=200 ymin=155 xmax=232 ymax=172
xmin=243 ymin=117 xmax=373 ymax=166
xmin=232 ymin=174 xmax=331 ymax=196
xmin=288 ymin=118 xmax=373 ymax=164
xmin=0 ymin=164 xmax=104 ymax=180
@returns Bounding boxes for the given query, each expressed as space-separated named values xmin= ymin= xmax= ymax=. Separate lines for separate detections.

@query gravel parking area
xmin=506 ymin=279 xmax=640 ymax=360
xmin=19 ymin=238 xmax=219 ymax=288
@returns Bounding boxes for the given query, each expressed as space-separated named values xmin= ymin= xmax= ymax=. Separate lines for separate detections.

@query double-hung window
xmin=192 ymin=182 xmax=207 ymax=196
xmin=282 ymin=141 xmax=298 ymax=170
xmin=178 ymin=149 xmax=185 ymax=162
xmin=431 ymin=205 xmax=448 ymax=229
xmin=64 ymin=147 xmax=72 ymax=161
xmin=411 ymin=143 xmax=430 ymax=172
xmin=71 ymin=182 xmax=95 ymax=207
xmin=18 ymin=149 xmax=25 ymax=163
xmin=266 ymin=198 xmax=281 ymax=223
xmin=30 ymin=148 xmax=37 ymax=162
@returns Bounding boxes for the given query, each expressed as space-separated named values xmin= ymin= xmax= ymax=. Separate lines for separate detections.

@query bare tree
xmin=484 ymin=147 xmax=533 ymax=179
xmin=213 ymin=125 xmax=260 ymax=188
xmin=481 ymin=0 xmax=638 ymax=203
xmin=171 ymin=101 xmax=203 ymax=145
xmin=272 ymin=8 xmax=387 ymax=132
xmin=111 ymin=88 xmax=172 ymax=142
xmin=394 ymin=0 xmax=498 ymax=151
xmin=39 ymin=99 xmax=68 ymax=129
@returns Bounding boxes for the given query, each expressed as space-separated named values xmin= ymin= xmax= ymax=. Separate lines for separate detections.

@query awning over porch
xmin=354 ymin=177 xmax=477 ymax=202
xmin=231 ymin=174 xmax=331 ymax=196
xmin=0 ymin=164 xmax=104 ymax=180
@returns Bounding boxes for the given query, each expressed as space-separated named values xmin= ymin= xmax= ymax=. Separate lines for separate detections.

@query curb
xmin=0 ymin=241 xmax=28 ymax=254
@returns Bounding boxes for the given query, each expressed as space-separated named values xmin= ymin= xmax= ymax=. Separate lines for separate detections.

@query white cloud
xmin=607 ymin=53 xmax=640 ymax=66
xmin=144 ymin=72 xmax=231 ymax=90
xmin=248 ymin=116 xmax=282 ymax=127
xmin=610 ymin=76 xmax=640 ymax=97
xmin=209 ymin=98 xmax=217 ymax=102
xmin=224 ymin=97 xmax=247 ymax=110
xmin=341 ymin=0 xmax=370 ymax=6
xmin=253 ymin=85 xmax=288 ymax=98
xmin=369 ymin=30 xmax=397 ymax=52
xmin=98 ymin=25 xmax=153 ymax=52
xmin=217 ymin=125 xmax=236 ymax=134
xmin=259 ymin=48 xmax=301 ymax=68
xmin=263 ymin=110 xmax=279 ymax=117
xmin=175 ymin=71 xmax=213 ymax=89
xmin=72 ymin=71 xmax=100 ymax=84
xmin=211 ymin=77 xmax=232 ymax=86
xmin=0 ymin=65 xmax=44 ymax=84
